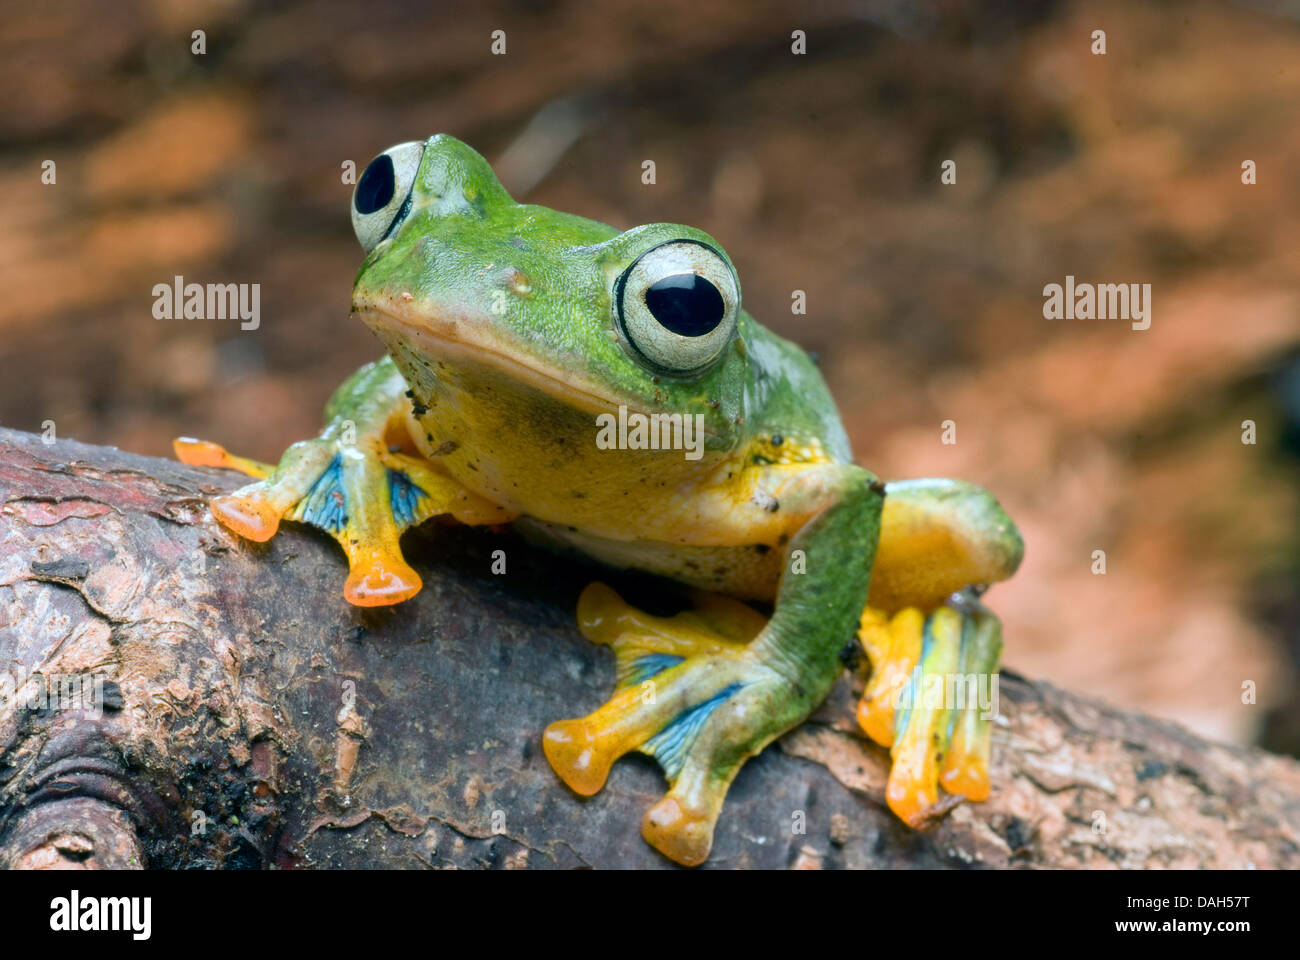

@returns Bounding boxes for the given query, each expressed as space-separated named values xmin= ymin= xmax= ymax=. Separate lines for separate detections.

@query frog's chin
xmin=352 ymin=302 xmax=635 ymax=418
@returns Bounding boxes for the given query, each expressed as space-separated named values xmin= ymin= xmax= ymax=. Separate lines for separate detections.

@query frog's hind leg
xmin=856 ymin=477 xmax=1020 ymax=826
xmin=174 ymin=357 xmax=514 ymax=606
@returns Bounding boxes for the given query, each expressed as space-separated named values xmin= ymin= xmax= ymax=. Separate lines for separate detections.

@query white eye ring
xmin=613 ymin=240 xmax=740 ymax=375
xmin=351 ymin=141 xmax=425 ymax=253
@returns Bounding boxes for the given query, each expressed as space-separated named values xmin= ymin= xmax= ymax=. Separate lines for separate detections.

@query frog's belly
xmin=512 ymin=517 xmax=783 ymax=602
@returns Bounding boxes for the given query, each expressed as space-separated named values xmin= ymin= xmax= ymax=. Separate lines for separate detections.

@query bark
xmin=0 ymin=426 xmax=1297 ymax=870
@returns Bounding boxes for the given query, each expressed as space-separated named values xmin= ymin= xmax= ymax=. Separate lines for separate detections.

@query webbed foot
xmin=171 ymin=390 xmax=512 ymax=600
xmin=544 ymin=583 xmax=805 ymax=866
xmin=856 ymin=596 xmax=1003 ymax=826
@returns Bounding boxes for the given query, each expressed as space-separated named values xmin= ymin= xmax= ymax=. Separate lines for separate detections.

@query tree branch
xmin=0 ymin=427 xmax=1296 ymax=869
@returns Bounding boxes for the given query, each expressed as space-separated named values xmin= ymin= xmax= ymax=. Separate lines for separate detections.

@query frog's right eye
xmin=613 ymin=239 xmax=739 ymax=376
xmin=351 ymin=141 xmax=425 ymax=253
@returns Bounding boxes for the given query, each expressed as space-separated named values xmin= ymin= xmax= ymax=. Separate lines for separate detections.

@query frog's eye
xmin=614 ymin=240 xmax=740 ymax=375
xmin=351 ymin=141 xmax=425 ymax=253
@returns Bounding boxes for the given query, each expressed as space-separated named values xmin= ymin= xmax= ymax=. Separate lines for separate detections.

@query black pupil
xmin=355 ymin=154 xmax=395 ymax=214
xmin=643 ymin=273 xmax=725 ymax=337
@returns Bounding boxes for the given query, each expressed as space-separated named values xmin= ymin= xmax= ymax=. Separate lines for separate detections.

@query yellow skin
xmin=176 ymin=135 xmax=1024 ymax=866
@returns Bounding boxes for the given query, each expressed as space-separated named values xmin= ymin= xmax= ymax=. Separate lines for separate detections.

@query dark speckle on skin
xmin=405 ymin=389 xmax=429 ymax=417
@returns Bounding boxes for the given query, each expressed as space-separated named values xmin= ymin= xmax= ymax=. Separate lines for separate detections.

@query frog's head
xmin=349 ymin=135 xmax=750 ymax=454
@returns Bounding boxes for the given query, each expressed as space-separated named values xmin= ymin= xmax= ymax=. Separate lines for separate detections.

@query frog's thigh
xmin=175 ymin=357 xmax=514 ymax=606
xmin=867 ymin=478 xmax=1023 ymax=612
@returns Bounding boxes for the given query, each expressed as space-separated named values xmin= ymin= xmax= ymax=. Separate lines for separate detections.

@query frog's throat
xmin=354 ymin=301 xmax=649 ymax=421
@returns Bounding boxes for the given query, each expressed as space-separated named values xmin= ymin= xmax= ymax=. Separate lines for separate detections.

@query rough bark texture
xmin=1 ymin=426 xmax=1297 ymax=870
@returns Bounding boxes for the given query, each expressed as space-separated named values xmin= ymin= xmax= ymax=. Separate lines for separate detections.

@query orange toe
xmin=542 ymin=719 xmax=612 ymax=796
xmin=857 ymin=695 xmax=895 ymax=747
xmin=641 ymin=796 xmax=713 ymax=867
xmin=174 ymin=437 xmax=230 ymax=468
xmin=886 ymin=737 xmax=942 ymax=828
xmin=940 ymin=754 xmax=991 ymax=801
xmin=343 ymin=557 xmax=422 ymax=607
xmin=212 ymin=493 xmax=282 ymax=542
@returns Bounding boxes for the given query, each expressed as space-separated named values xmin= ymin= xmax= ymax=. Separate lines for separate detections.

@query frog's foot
xmin=856 ymin=596 xmax=1003 ymax=827
xmin=174 ymin=433 xmax=514 ymax=606
xmin=545 ymin=583 xmax=807 ymax=866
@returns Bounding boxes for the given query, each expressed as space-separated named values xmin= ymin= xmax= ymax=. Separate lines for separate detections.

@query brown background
xmin=2 ymin=0 xmax=1297 ymax=751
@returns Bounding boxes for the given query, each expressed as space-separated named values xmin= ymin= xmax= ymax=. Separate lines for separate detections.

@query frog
xmin=175 ymin=134 xmax=1024 ymax=866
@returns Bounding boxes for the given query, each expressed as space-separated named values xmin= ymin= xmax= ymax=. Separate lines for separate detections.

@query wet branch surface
xmin=1 ymin=426 xmax=1297 ymax=869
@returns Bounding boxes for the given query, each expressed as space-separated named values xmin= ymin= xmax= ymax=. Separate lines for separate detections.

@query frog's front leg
xmin=544 ymin=465 xmax=883 ymax=866
xmin=175 ymin=356 xmax=515 ymax=605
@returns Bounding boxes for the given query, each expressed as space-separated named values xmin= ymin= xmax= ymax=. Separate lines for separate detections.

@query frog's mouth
xmin=353 ymin=297 xmax=640 ymax=419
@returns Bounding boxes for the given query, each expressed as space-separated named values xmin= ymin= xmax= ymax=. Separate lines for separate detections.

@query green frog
xmin=176 ymin=134 xmax=1023 ymax=866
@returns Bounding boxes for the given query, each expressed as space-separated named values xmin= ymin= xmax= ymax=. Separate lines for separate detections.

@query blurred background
xmin=2 ymin=0 xmax=1297 ymax=750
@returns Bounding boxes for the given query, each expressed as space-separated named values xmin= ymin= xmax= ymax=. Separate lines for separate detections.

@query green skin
xmin=349 ymin=135 xmax=878 ymax=721
xmin=202 ymin=135 xmax=1022 ymax=864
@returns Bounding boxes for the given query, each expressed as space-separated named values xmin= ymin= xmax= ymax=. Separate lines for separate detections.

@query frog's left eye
xmin=351 ymin=141 xmax=425 ymax=253
xmin=614 ymin=240 xmax=740 ymax=375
